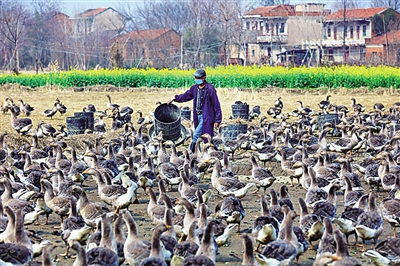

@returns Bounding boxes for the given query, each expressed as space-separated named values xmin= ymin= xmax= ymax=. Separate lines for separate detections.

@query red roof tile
xmin=325 ymin=7 xmax=387 ymax=20
xmin=117 ymin=28 xmax=175 ymax=43
xmin=366 ymin=29 xmax=400 ymax=45
xmin=244 ymin=5 xmax=295 ymax=17
xmin=77 ymin=7 xmax=108 ymax=17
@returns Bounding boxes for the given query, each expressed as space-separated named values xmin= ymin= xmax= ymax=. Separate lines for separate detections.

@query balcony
xmin=321 ymin=39 xmax=365 ymax=47
xmin=257 ymin=34 xmax=288 ymax=43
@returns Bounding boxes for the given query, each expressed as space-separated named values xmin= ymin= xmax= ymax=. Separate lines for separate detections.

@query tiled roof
xmin=366 ymin=29 xmax=400 ymax=45
xmin=244 ymin=5 xmax=295 ymax=17
xmin=77 ymin=7 xmax=108 ymax=17
xmin=325 ymin=7 xmax=387 ymax=20
xmin=117 ymin=28 xmax=175 ymax=43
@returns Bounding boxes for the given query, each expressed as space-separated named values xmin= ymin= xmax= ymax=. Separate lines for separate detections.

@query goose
xmin=215 ymin=194 xmax=245 ymax=232
xmin=41 ymin=179 xmax=71 ymax=227
xmin=314 ymin=253 xmax=343 ymax=266
xmin=240 ymin=233 xmax=258 ymax=266
xmin=333 ymin=194 xmax=368 ymax=247
xmin=176 ymin=197 xmax=198 ymax=236
xmin=298 ymin=198 xmax=323 ymax=250
xmin=158 ymin=160 xmax=181 ymax=192
xmin=71 ymin=185 xmax=112 ymax=227
xmin=379 ymin=196 xmax=400 ymax=237
xmin=319 ymin=95 xmax=331 ymax=111
xmin=269 ymin=188 xmax=284 ymax=224
xmin=0 ymin=132 xmax=8 ymax=165
xmin=249 ymin=153 xmax=276 ymax=193
xmin=351 ymin=97 xmax=365 ymax=113
xmin=332 ymin=229 xmax=362 ymax=265
xmin=0 ymin=178 xmax=34 ymax=215
xmin=65 ymin=146 xmax=88 ymax=185
xmin=312 ymin=183 xmax=340 ymax=221
xmin=355 ymin=192 xmax=383 ymax=252
xmin=19 ymin=99 xmax=34 ymax=116
xmin=274 ymin=96 xmax=283 ymax=109
xmin=105 ymin=94 xmax=120 ymax=112
xmin=83 ymin=103 xmax=96 ymax=112
xmin=362 ymin=237 xmax=400 ymax=266
xmin=60 ymin=196 xmax=88 ymax=257
xmin=261 ymin=206 xmax=298 ymax=264
xmin=37 ymin=121 xmax=57 ymax=138
xmin=122 ymin=209 xmax=151 ymax=265
xmin=195 ymin=220 xmax=218 ymax=262
xmin=317 ymin=218 xmax=336 ymax=255
xmin=55 ymin=98 xmax=68 ymax=116
xmin=305 ymin=167 xmax=328 ymax=208
xmin=274 ymin=146 xmax=302 ymax=186
xmin=252 ymin=194 xmax=280 ymax=251
xmin=9 ymin=105 xmax=33 ymax=135
xmin=42 ymin=103 xmax=58 ymax=120
xmin=210 ymin=158 xmax=254 ymax=198
xmin=69 ymin=239 xmax=118 ymax=266
xmin=343 ymin=175 xmax=366 ymax=207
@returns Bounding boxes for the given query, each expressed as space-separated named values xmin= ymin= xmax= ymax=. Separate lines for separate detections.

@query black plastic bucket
xmin=154 ymin=103 xmax=181 ymax=141
xmin=74 ymin=112 xmax=94 ymax=131
xmin=66 ymin=117 xmax=87 ymax=135
xmin=181 ymin=109 xmax=191 ymax=121
xmin=222 ymin=124 xmax=248 ymax=141
xmin=232 ymin=103 xmax=249 ymax=120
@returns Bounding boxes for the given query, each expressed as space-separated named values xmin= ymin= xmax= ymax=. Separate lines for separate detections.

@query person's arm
xmin=168 ymin=86 xmax=195 ymax=104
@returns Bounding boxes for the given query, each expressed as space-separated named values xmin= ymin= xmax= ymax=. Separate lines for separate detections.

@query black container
xmin=222 ymin=124 xmax=248 ymax=141
xmin=66 ymin=117 xmax=87 ymax=135
xmin=154 ymin=103 xmax=181 ymax=141
xmin=181 ymin=109 xmax=191 ymax=121
xmin=232 ymin=103 xmax=249 ymax=120
xmin=74 ymin=112 xmax=94 ymax=131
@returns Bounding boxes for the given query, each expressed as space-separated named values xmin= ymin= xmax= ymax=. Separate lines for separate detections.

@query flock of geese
xmin=1 ymin=93 xmax=400 ymax=266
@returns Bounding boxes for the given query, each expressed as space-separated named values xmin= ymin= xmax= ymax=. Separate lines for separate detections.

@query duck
xmin=355 ymin=192 xmax=383 ymax=252
xmin=215 ymin=194 xmax=245 ymax=232
xmin=252 ymin=194 xmax=280 ymax=251
xmin=9 ymin=105 xmax=33 ymax=135
xmin=249 ymin=153 xmax=276 ymax=193
xmin=298 ymin=198 xmax=323 ymax=250
xmin=122 ymin=209 xmax=151 ymax=265
xmin=210 ymin=158 xmax=255 ymax=198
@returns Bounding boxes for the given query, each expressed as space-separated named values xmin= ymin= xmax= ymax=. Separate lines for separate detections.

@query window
xmin=252 ymin=50 xmax=255 ymax=57
xmin=344 ymin=26 xmax=347 ymax=37
xmin=327 ymin=27 xmax=331 ymax=38
xmin=363 ymin=25 xmax=367 ymax=36
xmin=260 ymin=21 xmax=264 ymax=31
xmin=266 ymin=23 xmax=269 ymax=33
xmin=280 ymin=23 xmax=284 ymax=33
xmin=276 ymin=23 xmax=279 ymax=35
xmin=328 ymin=49 xmax=334 ymax=61
xmin=246 ymin=22 xmax=250 ymax=30
xmin=356 ymin=26 xmax=360 ymax=39
xmin=334 ymin=27 xmax=337 ymax=40
xmin=350 ymin=26 xmax=353 ymax=39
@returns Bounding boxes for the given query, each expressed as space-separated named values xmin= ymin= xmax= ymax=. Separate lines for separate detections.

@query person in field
xmin=168 ymin=68 xmax=222 ymax=152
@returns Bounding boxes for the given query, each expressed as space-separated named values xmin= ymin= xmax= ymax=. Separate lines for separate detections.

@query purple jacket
xmin=174 ymin=82 xmax=222 ymax=137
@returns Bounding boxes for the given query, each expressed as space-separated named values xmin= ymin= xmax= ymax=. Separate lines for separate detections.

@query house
xmin=365 ymin=30 xmax=400 ymax=65
xmin=72 ymin=7 xmax=125 ymax=35
xmin=114 ymin=28 xmax=181 ymax=68
xmin=320 ymin=7 xmax=400 ymax=64
xmin=240 ymin=4 xmax=330 ymax=66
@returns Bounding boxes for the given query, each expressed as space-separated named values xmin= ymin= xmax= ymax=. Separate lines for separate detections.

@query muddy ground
xmin=1 ymin=84 xmax=399 ymax=265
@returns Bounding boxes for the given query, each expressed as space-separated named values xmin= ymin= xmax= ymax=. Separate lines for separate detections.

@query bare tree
xmin=371 ymin=0 xmax=400 ymax=12
xmin=0 ymin=0 xmax=31 ymax=72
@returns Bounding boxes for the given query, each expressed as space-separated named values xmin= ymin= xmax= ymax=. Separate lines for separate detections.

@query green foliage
xmin=1 ymin=65 xmax=400 ymax=89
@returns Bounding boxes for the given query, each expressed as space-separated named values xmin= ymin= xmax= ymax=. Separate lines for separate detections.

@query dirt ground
xmin=1 ymin=84 xmax=400 ymax=265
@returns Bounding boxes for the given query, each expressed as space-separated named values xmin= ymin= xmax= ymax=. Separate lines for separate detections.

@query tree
xmin=371 ymin=0 xmax=400 ymax=12
xmin=0 ymin=0 xmax=31 ymax=72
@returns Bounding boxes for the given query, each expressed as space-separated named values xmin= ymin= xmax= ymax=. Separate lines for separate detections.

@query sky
xmin=61 ymin=0 xmax=331 ymax=17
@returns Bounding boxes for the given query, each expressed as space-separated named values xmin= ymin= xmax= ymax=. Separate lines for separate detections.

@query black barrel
xmin=74 ymin=112 xmax=94 ymax=131
xmin=66 ymin=117 xmax=87 ymax=135
xmin=154 ymin=103 xmax=181 ymax=141
xmin=181 ymin=108 xmax=191 ymax=121
xmin=232 ymin=103 xmax=249 ymax=120
xmin=222 ymin=124 xmax=248 ymax=141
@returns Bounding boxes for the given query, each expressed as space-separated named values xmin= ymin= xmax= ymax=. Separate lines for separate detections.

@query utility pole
xmin=342 ymin=2 xmax=347 ymax=64
xmin=382 ymin=14 xmax=389 ymax=65
xmin=180 ymin=34 xmax=183 ymax=69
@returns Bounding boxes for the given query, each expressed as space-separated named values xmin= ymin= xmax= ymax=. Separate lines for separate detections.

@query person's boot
xmin=189 ymin=142 xmax=195 ymax=153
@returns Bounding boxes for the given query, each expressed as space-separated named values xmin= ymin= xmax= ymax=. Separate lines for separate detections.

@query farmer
xmin=168 ymin=68 xmax=222 ymax=153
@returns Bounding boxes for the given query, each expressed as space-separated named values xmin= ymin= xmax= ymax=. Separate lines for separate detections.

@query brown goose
xmin=41 ymin=179 xmax=71 ymax=227
xmin=0 ymin=132 xmax=8 ymax=165
xmin=274 ymin=146 xmax=302 ymax=186
xmin=362 ymin=237 xmax=400 ymax=266
xmin=249 ymin=153 xmax=276 ymax=193
xmin=317 ymin=218 xmax=336 ymax=255
xmin=0 ymin=178 xmax=34 ymax=215
xmin=380 ymin=196 xmax=400 ymax=238
xmin=215 ymin=194 xmax=245 ymax=232
xmin=9 ymin=105 xmax=33 ymax=135
xmin=298 ymin=198 xmax=323 ymax=250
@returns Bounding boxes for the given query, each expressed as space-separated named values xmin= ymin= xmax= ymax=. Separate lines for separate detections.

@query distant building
xmin=365 ymin=29 xmax=400 ymax=65
xmin=114 ymin=28 xmax=181 ymax=68
xmin=241 ymin=4 xmax=330 ymax=66
xmin=72 ymin=7 xmax=125 ymax=35
xmin=320 ymin=7 xmax=400 ymax=64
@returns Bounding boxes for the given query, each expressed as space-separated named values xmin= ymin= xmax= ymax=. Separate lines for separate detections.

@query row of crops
xmin=1 ymin=65 xmax=400 ymax=89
